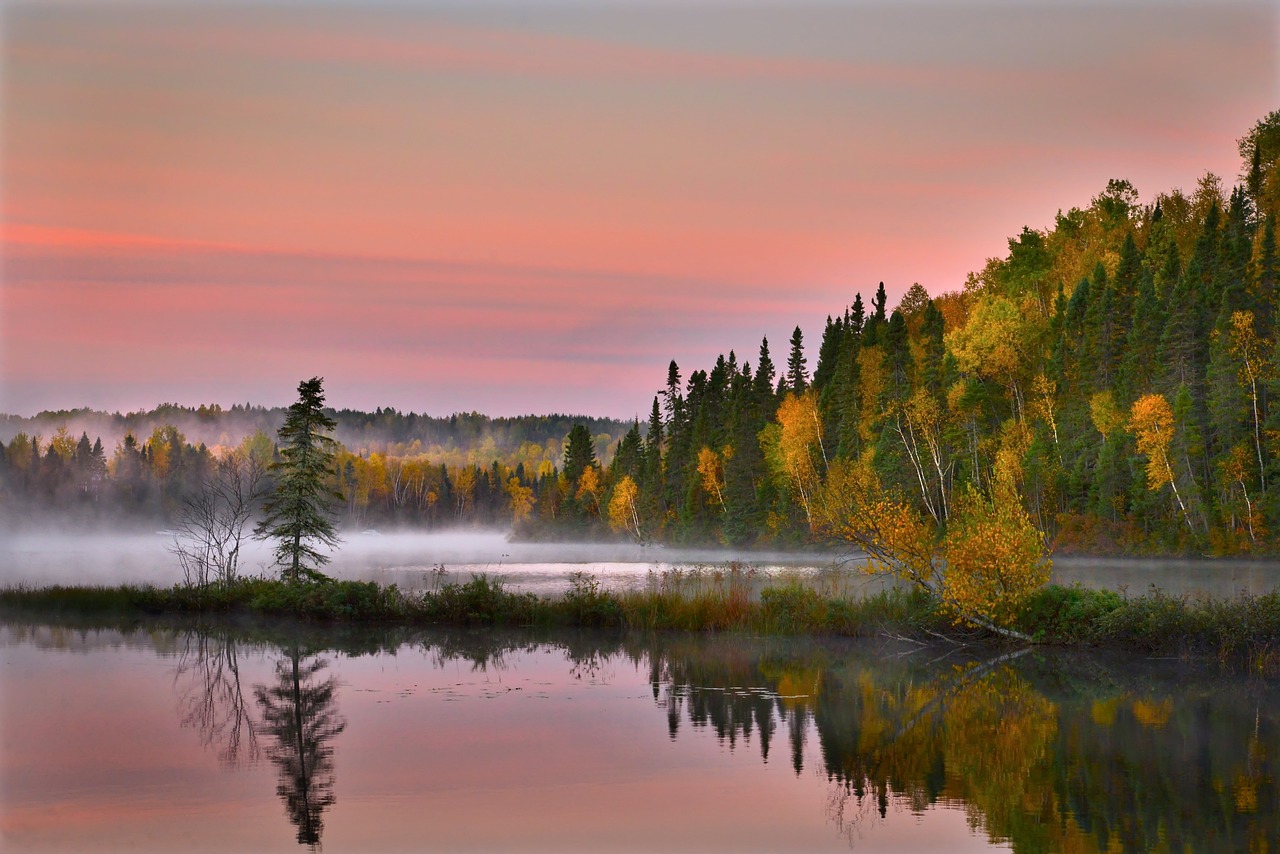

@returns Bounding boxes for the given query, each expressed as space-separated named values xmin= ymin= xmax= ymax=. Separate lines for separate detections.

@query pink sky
xmin=1 ymin=2 xmax=1276 ymax=418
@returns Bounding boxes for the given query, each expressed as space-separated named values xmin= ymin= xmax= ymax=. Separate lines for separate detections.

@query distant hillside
xmin=0 ymin=405 xmax=633 ymax=462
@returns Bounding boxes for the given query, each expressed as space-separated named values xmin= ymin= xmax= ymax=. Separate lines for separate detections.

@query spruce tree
xmin=753 ymin=337 xmax=777 ymax=413
xmin=786 ymin=326 xmax=808 ymax=393
xmin=255 ymin=377 xmax=341 ymax=583
xmin=562 ymin=424 xmax=597 ymax=485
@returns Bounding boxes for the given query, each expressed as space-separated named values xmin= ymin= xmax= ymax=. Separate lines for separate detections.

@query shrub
xmin=419 ymin=575 xmax=539 ymax=626
xmin=1017 ymin=584 xmax=1124 ymax=643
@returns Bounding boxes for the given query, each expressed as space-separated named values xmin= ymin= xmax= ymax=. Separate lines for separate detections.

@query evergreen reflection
xmin=254 ymin=646 xmax=347 ymax=848
xmin=147 ymin=621 xmax=1280 ymax=853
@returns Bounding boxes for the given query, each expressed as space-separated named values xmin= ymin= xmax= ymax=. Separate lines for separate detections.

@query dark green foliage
xmin=419 ymin=575 xmax=540 ymax=626
xmin=255 ymin=378 xmax=341 ymax=583
xmin=785 ymin=326 xmax=808 ymax=393
xmin=561 ymin=572 xmax=624 ymax=627
xmin=1016 ymin=585 xmax=1124 ymax=643
xmin=562 ymin=423 xmax=597 ymax=484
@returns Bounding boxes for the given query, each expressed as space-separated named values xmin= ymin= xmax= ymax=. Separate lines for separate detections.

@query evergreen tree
xmin=812 ymin=315 xmax=845 ymax=392
xmin=848 ymin=293 xmax=866 ymax=337
xmin=871 ymin=282 xmax=888 ymax=326
xmin=786 ymin=326 xmax=809 ymax=393
xmin=753 ymin=337 xmax=778 ymax=413
xmin=563 ymin=424 xmax=597 ymax=485
xmin=255 ymin=377 xmax=341 ymax=583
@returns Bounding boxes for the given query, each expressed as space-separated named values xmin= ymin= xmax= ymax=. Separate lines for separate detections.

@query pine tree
xmin=563 ymin=424 xmax=597 ymax=486
xmin=753 ymin=337 xmax=777 ymax=414
xmin=812 ymin=315 xmax=845 ymax=392
xmin=786 ymin=326 xmax=808 ymax=393
xmin=255 ymin=377 xmax=341 ymax=583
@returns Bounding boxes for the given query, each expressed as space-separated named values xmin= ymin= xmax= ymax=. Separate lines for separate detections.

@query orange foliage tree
xmin=1129 ymin=393 xmax=1194 ymax=531
xmin=817 ymin=453 xmax=1046 ymax=638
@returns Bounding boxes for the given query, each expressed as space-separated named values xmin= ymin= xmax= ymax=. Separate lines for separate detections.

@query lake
xmin=2 ymin=619 xmax=1275 ymax=852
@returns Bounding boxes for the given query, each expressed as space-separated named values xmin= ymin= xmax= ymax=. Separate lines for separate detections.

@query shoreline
xmin=4 ymin=574 xmax=1280 ymax=668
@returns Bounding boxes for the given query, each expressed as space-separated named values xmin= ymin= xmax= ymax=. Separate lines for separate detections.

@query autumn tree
xmin=1225 ymin=310 xmax=1269 ymax=495
xmin=506 ymin=476 xmax=535 ymax=525
xmin=1129 ymin=393 xmax=1195 ymax=531
xmin=607 ymin=475 xmax=644 ymax=541
xmin=696 ymin=445 xmax=729 ymax=513
xmin=764 ymin=390 xmax=826 ymax=529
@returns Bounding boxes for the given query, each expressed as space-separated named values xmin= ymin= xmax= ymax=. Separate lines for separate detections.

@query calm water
xmin=7 ymin=531 xmax=1280 ymax=599
xmin=2 ymin=620 xmax=1276 ymax=853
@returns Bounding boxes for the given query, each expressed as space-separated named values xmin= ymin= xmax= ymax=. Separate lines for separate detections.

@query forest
xmin=4 ymin=110 xmax=1280 ymax=559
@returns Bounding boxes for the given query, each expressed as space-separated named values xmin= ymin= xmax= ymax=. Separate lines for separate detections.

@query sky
xmin=1 ymin=1 xmax=1276 ymax=419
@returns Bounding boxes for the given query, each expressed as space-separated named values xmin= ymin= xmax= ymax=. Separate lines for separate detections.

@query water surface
xmin=7 ymin=531 xmax=1280 ymax=599
xmin=3 ymin=619 xmax=1275 ymax=852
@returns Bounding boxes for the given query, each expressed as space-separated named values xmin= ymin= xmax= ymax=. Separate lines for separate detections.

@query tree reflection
xmin=254 ymin=647 xmax=347 ymax=848
xmin=634 ymin=636 xmax=1280 ymax=853
xmin=173 ymin=630 xmax=258 ymax=765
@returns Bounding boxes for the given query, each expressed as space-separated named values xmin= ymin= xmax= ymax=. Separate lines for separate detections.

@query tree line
xmin=538 ymin=111 xmax=1280 ymax=558
xmin=0 ymin=412 xmax=623 ymax=531
xmin=6 ymin=110 xmax=1280 ymax=565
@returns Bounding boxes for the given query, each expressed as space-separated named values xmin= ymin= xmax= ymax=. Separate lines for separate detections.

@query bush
xmin=1017 ymin=584 xmax=1124 ymax=643
xmin=419 ymin=575 xmax=539 ymax=626
xmin=561 ymin=572 xmax=624 ymax=627
xmin=247 ymin=579 xmax=405 ymax=621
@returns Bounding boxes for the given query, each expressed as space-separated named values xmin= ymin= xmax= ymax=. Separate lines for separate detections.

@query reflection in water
xmin=173 ymin=631 xmax=259 ymax=765
xmin=640 ymin=635 xmax=1279 ymax=852
xmin=71 ymin=620 xmax=1280 ymax=852
xmin=254 ymin=647 xmax=347 ymax=847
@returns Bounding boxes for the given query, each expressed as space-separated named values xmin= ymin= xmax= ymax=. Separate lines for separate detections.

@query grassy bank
xmin=4 ymin=572 xmax=1280 ymax=663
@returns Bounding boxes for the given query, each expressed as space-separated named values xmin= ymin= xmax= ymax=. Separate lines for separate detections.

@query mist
xmin=0 ymin=528 xmax=856 ymax=596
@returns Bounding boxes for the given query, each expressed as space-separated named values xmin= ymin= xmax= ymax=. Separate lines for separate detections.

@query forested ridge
xmin=5 ymin=111 xmax=1280 ymax=556
xmin=552 ymin=110 xmax=1280 ymax=555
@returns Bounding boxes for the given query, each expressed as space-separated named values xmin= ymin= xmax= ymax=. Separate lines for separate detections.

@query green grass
xmin=4 ymin=575 xmax=1280 ymax=663
xmin=0 ymin=569 xmax=938 ymax=637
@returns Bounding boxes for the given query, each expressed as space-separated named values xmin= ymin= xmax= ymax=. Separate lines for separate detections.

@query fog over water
xmin=0 ymin=529 xmax=864 ymax=596
xmin=6 ymin=529 xmax=1280 ymax=598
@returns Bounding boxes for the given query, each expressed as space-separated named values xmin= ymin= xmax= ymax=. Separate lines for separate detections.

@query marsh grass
xmin=5 ymin=572 xmax=1280 ymax=660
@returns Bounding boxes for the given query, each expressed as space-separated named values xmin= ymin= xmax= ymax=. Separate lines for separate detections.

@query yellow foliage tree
xmin=1128 ymin=393 xmax=1194 ymax=531
xmin=946 ymin=294 xmax=1042 ymax=423
xmin=818 ymin=454 xmax=1045 ymax=638
xmin=1217 ymin=444 xmax=1261 ymax=545
xmin=49 ymin=426 xmax=77 ymax=462
xmin=1088 ymin=390 xmax=1125 ymax=441
xmin=943 ymin=483 xmax=1051 ymax=628
xmin=576 ymin=465 xmax=601 ymax=516
xmin=857 ymin=346 xmax=887 ymax=445
xmin=607 ymin=475 xmax=643 ymax=541
xmin=894 ymin=387 xmax=949 ymax=522
xmin=770 ymin=390 xmax=827 ymax=529
xmin=696 ymin=445 xmax=729 ymax=512
xmin=506 ymin=476 xmax=535 ymax=524
xmin=1226 ymin=310 xmax=1271 ymax=495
